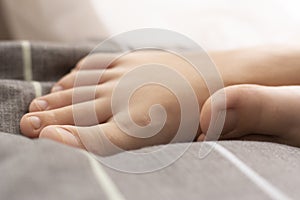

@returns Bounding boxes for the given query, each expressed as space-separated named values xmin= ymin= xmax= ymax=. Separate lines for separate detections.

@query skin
xmin=20 ymin=47 xmax=300 ymax=155
xmin=199 ymin=85 xmax=300 ymax=147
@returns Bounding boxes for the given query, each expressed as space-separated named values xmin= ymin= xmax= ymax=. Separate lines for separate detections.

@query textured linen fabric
xmin=0 ymin=41 xmax=299 ymax=200
xmin=0 ymin=41 xmax=92 ymax=81
xmin=0 ymin=41 xmax=122 ymax=135
xmin=0 ymin=132 xmax=299 ymax=200
xmin=103 ymin=141 xmax=300 ymax=200
xmin=0 ymin=41 xmax=92 ymax=134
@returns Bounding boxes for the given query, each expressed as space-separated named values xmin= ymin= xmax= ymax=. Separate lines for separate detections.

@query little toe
xmin=51 ymin=69 xmax=118 ymax=93
xmin=51 ymin=70 xmax=103 ymax=92
xmin=74 ymin=53 xmax=118 ymax=71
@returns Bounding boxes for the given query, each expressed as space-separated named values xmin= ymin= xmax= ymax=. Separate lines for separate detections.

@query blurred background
xmin=1 ymin=0 xmax=300 ymax=50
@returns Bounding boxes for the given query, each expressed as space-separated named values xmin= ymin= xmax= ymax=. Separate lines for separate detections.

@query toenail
xmin=28 ymin=116 xmax=41 ymax=129
xmin=56 ymin=128 xmax=80 ymax=146
xmin=52 ymin=85 xmax=63 ymax=92
xmin=35 ymin=100 xmax=48 ymax=110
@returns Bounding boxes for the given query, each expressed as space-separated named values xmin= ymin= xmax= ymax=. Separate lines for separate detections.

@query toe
xmin=21 ymin=98 xmax=111 ymax=138
xmin=51 ymin=70 xmax=105 ymax=92
xmin=40 ymin=118 xmax=172 ymax=156
xmin=30 ymin=85 xmax=107 ymax=112
xmin=200 ymin=84 xmax=300 ymax=142
xmin=200 ymin=85 xmax=265 ymax=139
xmin=51 ymin=53 xmax=118 ymax=93
xmin=40 ymin=125 xmax=85 ymax=149
xmin=51 ymin=68 xmax=120 ymax=93
xmin=21 ymin=107 xmax=74 ymax=138
xmin=76 ymin=119 xmax=179 ymax=156
xmin=39 ymin=123 xmax=122 ymax=156
xmin=74 ymin=53 xmax=117 ymax=71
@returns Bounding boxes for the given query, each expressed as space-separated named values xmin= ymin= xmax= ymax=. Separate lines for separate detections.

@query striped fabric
xmin=0 ymin=41 xmax=299 ymax=200
xmin=0 ymin=41 xmax=91 ymax=134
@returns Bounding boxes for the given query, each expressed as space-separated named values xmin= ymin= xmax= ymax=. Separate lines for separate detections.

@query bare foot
xmin=20 ymin=51 xmax=210 ymax=155
xmin=199 ymin=84 xmax=300 ymax=147
xmin=20 ymin=47 xmax=300 ymax=154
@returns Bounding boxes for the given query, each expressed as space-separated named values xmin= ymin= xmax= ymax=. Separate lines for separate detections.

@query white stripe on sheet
xmin=22 ymin=41 xmax=43 ymax=98
xmin=209 ymin=142 xmax=292 ymax=200
xmin=31 ymin=81 xmax=42 ymax=98
xmin=21 ymin=40 xmax=33 ymax=81
xmin=81 ymin=151 xmax=126 ymax=200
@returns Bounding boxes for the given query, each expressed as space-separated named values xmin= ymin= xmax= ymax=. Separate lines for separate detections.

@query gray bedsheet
xmin=0 ymin=41 xmax=299 ymax=200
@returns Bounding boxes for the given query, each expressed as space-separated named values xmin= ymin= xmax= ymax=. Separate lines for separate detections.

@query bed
xmin=0 ymin=41 xmax=298 ymax=200
xmin=0 ymin=1 xmax=300 ymax=199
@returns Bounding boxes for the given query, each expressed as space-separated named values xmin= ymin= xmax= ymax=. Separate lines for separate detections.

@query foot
xmin=20 ymin=47 xmax=300 ymax=154
xmin=20 ymin=51 xmax=210 ymax=155
xmin=199 ymin=84 xmax=300 ymax=147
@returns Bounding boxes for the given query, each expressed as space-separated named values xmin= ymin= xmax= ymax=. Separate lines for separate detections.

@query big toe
xmin=200 ymin=85 xmax=300 ymax=146
xmin=40 ymin=126 xmax=84 ymax=149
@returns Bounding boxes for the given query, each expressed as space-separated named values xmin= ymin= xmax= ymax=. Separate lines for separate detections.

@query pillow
xmin=0 ymin=0 xmax=107 ymax=43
